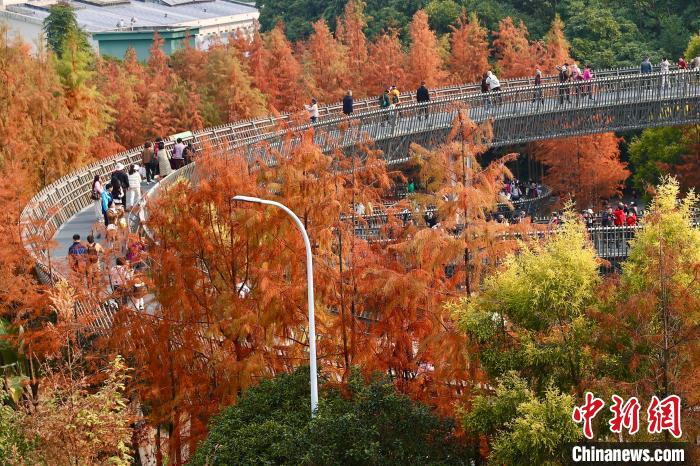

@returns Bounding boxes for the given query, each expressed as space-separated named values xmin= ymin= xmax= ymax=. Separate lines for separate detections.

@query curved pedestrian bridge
xmin=20 ymin=67 xmax=700 ymax=271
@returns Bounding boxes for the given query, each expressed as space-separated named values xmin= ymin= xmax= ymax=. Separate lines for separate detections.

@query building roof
xmin=9 ymin=0 xmax=258 ymax=32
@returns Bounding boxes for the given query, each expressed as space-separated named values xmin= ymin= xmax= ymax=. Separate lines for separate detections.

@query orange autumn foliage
xmin=364 ymin=31 xmax=407 ymax=95
xmin=530 ymin=133 xmax=630 ymax=208
xmin=260 ymin=24 xmax=305 ymax=112
xmin=336 ymin=0 xmax=370 ymax=96
xmin=303 ymin=19 xmax=349 ymax=102
xmin=405 ymin=10 xmax=447 ymax=89
xmin=492 ymin=17 xmax=536 ymax=79
xmin=449 ymin=12 xmax=489 ymax=84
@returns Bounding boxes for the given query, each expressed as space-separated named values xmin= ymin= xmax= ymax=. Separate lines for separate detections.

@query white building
xmin=0 ymin=0 xmax=259 ymax=57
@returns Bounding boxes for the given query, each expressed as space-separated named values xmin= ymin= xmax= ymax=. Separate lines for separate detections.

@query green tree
xmin=562 ymin=0 xmax=649 ymax=68
xmin=628 ymin=126 xmax=688 ymax=192
xmin=425 ymin=0 xmax=461 ymax=34
xmin=191 ymin=367 xmax=469 ymax=465
xmin=464 ymin=372 xmax=580 ymax=466
xmin=452 ymin=210 xmax=600 ymax=394
xmin=610 ymin=178 xmax=700 ymax=401
xmin=43 ymin=2 xmax=89 ymax=57
xmin=686 ymin=33 xmax=700 ymax=59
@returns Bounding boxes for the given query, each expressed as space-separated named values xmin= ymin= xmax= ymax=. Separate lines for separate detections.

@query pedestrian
xmin=571 ymin=63 xmax=583 ymax=101
xmin=640 ymin=57 xmax=653 ymax=73
xmin=85 ymin=233 xmax=104 ymax=286
xmin=126 ymin=235 xmax=146 ymax=270
xmin=626 ymin=210 xmax=637 ymax=226
xmin=584 ymin=209 xmax=594 ymax=228
xmin=416 ymin=81 xmax=430 ymax=119
xmin=157 ymin=140 xmax=172 ymax=179
xmin=556 ymin=63 xmax=571 ymax=104
xmin=305 ymin=98 xmax=319 ymax=123
xmin=389 ymin=85 xmax=401 ymax=106
xmin=91 ymin=175 xmax=103 ymax=223
xmin=111 ymin=162 xmax=129 ymax=207
xmin=486 ymin=71 xmax=502 ymax=106
xmin=141 ymin=141 xmax=155 ymax=183
xmin=183 ymin=142 xmax=195 ymax=165
xmin=659 ymin=57 xmax=670 ymax=88
xmin=101 ymin=183 xmax=113 ymax=227
xmin=342 ymin=90 xmax=353 ymax=116
xmin=127 ymin=164 xmax=142 ymax=209
xmin=171 ymin=137 xmax=185 ymax=170
xmin=582 ymin=64 xmax=593 ymax=99
xmin=613 ymin=203 xmax=626 ymax=226
xmin=601 ymin=207 xmax=613 ymax=227
xmin=109 ymin=257 xmax=131 ymax=305
xmin=379 ymin=88 xmax=391 ymax=124
xmin=678 ymin=57 xmax=687 ymax=69
xmin=532 ymin=69 xmax=544 ymax=106
xmin=67 ymin=233 xmax=87 ymax=272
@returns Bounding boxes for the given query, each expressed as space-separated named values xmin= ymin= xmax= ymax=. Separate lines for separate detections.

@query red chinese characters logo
xmin=573 ymin=394 xmax=683 ymax=439
xmin=572 ymin=392 xmax=605 ymax=439
xmin=609 ymin=395 xmax=640 ymax=435
xmin=647 ymin=395 xmax=682 ymax=438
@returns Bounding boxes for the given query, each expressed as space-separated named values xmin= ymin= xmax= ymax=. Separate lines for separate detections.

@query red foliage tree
xmin=448 ymin=12 xmax=489 ymax=84
xmin=405 ymin=10 xmax=447 ymax=89
xmin=303 ymin=19 xmax=349 ymax=103
xmin=530 ymin=133 xmax=630 ymax=208
xmin=492 ymin=17 xmax=536 ymax=79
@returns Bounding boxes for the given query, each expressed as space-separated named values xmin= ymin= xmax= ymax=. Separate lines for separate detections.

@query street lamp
xmin=232 ymin=195 xmax=319 ymax=415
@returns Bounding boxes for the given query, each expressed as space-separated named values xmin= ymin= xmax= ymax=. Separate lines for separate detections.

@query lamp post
xmin=232 ymin=195 xmax=319 ymax=415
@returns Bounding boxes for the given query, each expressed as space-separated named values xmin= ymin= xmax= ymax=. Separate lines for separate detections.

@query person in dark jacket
xmin=111 ymin=162 xmax=129 ymax=207
xmin=416 ymin=81 xmax=430 ymax=119
xmin=640 ymin=57 xmax=653 ymax=73
xmin=342 ymin=90 xmax=353 ymax=115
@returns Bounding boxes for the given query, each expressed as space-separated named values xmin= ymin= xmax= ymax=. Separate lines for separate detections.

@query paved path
xmin=52 ymin=180 xmax=152 ymax=260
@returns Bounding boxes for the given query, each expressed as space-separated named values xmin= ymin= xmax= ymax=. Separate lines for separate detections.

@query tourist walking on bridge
xmin=91 ymin=175 xmax=103 ymax=223
xmin=68 ymin=233 xmax=87 ymax=273
xmin=532 ymin=69 xmax=544 ymax=106
xmin=343 ymin=90 xmax=353 ymax=115
xmin=157 ymin=140 xmax=172 ymax=179
xmin=305 ymin=98 xmax=319 ymax=123
xmin=141 ymin=142 xmax=156 ymax=183
xmin=557 ymin=63 xmax=571 ymax=104
xmin=486 ymin=71 xmax=502 ymax=106
xmin=111 ymin=163 xmax=129 ymax=207
xmin=660 ymin=57 xmax=670 ymax=88
xmin=171 ymin=138 xmax=185 ymax=170
xmin=127 ymin=164 xmax=142 ymax=209
xmin=582 ymin=64 xmax=593 ymax=100
xmin=416 ymin=81 xmax=430 ymax=119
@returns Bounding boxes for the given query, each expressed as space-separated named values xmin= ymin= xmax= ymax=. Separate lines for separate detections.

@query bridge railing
xmin=19 ymin=67 xmax=700 ymax=271
xmin=243 ymin=68 xmax=700 ymax=161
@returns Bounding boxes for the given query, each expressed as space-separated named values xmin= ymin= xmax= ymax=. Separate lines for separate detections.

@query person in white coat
xmin=157 ymin=141 xmax=172 ymax=179
xmin=486 ymin=70 xmax=502 ymax=106
xmin=127 ymin=164 xmax=142 ymax=209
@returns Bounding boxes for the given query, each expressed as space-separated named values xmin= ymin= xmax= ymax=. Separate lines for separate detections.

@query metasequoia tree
xmin=540 ymin=14 xmax=572 ymax=70
xmin=530 ymin=133 xmax=630 ymax=208
xmin=303 ymin=19 xmax=349 ymax=103
xmin=336 ymin=0 xmax=369 ymax=96
xmin=143 ymin=33 xmax=180 ymax=138
xmin=593 ymin=178 xmax=700 ymax=440
xmin=364 ymin=31 xmax=407 ymax=94
xmin=260 ymin=24 xmax=305 ymax=112
xmin=492 ymin=17 xmax=536 ymax=79
xmin=405 ymin=10 xmax=447 ymax=89
xmin=448 ymin=12 xmax=489 ymax=84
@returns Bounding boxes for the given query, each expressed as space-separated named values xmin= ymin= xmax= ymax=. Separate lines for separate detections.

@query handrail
xmin=20 ymin=67 xmax=700 ymax=274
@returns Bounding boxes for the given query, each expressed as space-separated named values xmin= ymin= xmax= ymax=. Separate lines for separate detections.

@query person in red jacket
xmin=613 ymin=203 xmax=626 ymax=226
xmin=626 ymin=211 xmax=637 ymax=226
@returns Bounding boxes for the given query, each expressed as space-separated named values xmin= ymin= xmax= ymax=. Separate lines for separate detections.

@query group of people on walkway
xmin=67 ymin=228 xmax=147 ymax=311
xmin=305 ymin=54 xmax=700 ymax=124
